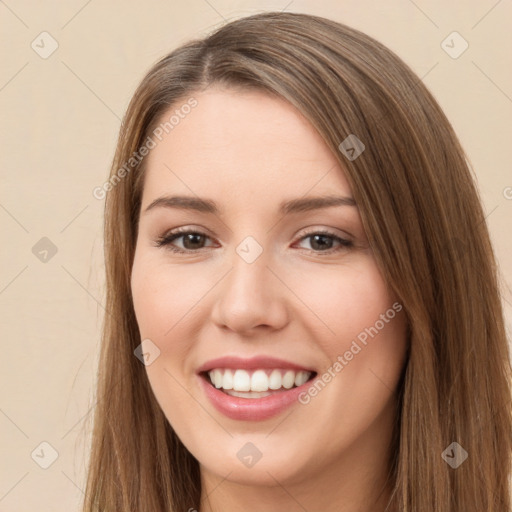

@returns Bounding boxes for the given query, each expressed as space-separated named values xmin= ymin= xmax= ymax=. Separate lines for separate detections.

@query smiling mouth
xmin=201 ymin=368 xmax=317 ymax=399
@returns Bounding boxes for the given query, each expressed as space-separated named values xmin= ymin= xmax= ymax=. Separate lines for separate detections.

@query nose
xmin=210 ymin=245 xmax=289 ymax=335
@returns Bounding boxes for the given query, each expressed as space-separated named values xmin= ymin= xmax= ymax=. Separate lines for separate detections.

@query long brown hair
xmin=83 ymin=11 xmax=512 ymax=511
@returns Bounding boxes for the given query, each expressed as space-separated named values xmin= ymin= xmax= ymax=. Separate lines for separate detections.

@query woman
xmin=84 ymin=11 xmax=512 ymax=512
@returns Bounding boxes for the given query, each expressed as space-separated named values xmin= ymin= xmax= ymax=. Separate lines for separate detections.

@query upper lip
xmin=196 ymin=355 xmax=315 ymax=374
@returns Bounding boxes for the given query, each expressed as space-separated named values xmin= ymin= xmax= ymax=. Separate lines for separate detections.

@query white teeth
xmin=213 ymin=369 xmax=223 ymax=389
xmin=294 ymin=371 xmax=309 ymax=387
xmin=282 ymin=370 xmax=295 ymax=389
xmin=251 ymin=370 xmax=269 ymax=392
xmin=233 ymin=369 xmax=251 ymax=391
xmin=269 ymin=369 xmax=282 ymax=390
xmin=222 ymin=369 xmax=234 ymax=390
xmin=207 ymin=368 xmax=312 ymax=392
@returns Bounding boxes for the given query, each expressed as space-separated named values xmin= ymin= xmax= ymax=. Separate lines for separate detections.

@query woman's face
xmin=131 ymin=87 xmax=408 ymax=490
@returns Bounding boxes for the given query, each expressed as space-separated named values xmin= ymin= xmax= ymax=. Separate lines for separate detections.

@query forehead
xmin=141 ymin=87 xmax=352 ymax=208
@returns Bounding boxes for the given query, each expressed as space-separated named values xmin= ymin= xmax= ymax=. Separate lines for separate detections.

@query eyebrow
xmin=143 ymin=194 xmax=357 ymax=216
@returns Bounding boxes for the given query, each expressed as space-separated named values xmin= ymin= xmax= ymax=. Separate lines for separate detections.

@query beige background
xmin=1 ymin=1 xmax=511 ymax=510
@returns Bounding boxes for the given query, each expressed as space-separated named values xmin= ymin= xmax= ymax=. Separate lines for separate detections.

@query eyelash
xmin=154 ymin=227 xmax=353 ymax=255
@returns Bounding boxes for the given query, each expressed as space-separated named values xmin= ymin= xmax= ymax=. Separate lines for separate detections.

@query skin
xmin=131 ymin=87 xmax=408 ymax=512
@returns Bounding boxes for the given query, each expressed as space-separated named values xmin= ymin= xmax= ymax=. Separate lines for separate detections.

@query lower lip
xmin=198 ymin=374 xmax=314 ymax=421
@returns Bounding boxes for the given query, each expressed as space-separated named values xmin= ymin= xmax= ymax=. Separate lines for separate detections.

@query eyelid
xmin=154 ymin=226 xmax=218 ymax=250
xmin=158 ymin=225 xmax=218 ymax=242
xmin=292 ymin=229 xmax=353 ymax=254
xmin=154 ymin=225 xmax=353 ymax=255
xmin=294 ymin=225 xmax=352 ymax=241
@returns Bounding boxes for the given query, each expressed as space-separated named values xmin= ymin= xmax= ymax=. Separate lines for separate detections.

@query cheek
xmin=131 ymin=256 xmax=204 ymax=427
xmin=131 ymin=254 xmax=205 ymax=342
xmin=290 ymin=258 xmax=407 ymax=404
xmin=131 ymin=251 xmax=401 ymax=362
xmin=292 ymin=261 xmax=406 ymax=447
xmin=288 ymin=259 xmax=397 ymax=348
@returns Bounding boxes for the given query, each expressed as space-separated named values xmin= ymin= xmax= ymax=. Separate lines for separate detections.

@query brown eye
xmin=295 ymin=230 xmax=353 ymax=254
xmin=155 ymin=230 xmax=215 ymax=253
xmin=179 ymin=233 xmax=208 ymax=250
xmin=155 ymin=228 xmax=353 ymax=255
